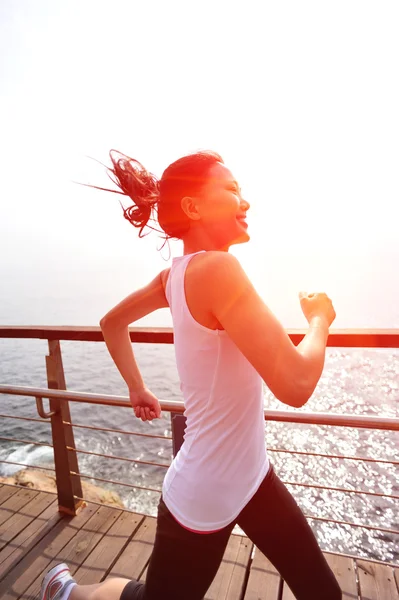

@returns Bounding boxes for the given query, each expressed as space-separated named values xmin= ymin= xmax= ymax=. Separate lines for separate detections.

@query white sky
xmin=0 ymin=0 xmax=398 ymax=328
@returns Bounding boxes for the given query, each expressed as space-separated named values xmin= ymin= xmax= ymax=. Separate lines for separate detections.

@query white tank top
xmin=162 ymin=251 xmax=270 ymax=531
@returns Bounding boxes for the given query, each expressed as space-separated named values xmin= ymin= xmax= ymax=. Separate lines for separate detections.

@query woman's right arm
xmin=206 ymin=252 xmax=335 ymax=408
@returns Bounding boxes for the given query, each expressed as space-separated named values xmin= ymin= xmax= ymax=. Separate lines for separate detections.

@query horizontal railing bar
xmin=63 ymin=421 xmax=173 ymax=440
xmin=67 ymin=494 xmax=399 ymax=566
xmin=1 ymin=414 xmax=393 ymax=463
xmin=3 ymin=440 xmax=394 ymax=498
xmin=1 ymin=385 xmax=398 ymax=430
xmin=0 ymin=326 xmax=173 ymax=344
xmin=67 ymin=446 xmax=169 ymax=469
xmin=0 ymin=460 xmax=55 ymax=471
xmin=67 ymin=448 xmax=397 ymax=500
xmin=1 ymin=325 xmax=398 ymax=347
xmin=0 ymin=436 xmax=53 ymax=447
xmin=2 ymin=424 xmax=394 ymax=466
xmin=70 ymin=471 xmax=161 ymax=493
xmin=1 ymin=459 xmax=395 ymax=534
xmin=285 ymin=479 xmax=398 ymax=500
xmin=305 ymin=513 xmax=398 ymax=536
xmin=0 ymin=413 xmax=51 ymax=425
xmin=262 ymin=411 xmax=399 ymax=430
xmin=69 ymin=473 xmax=398 ymax=536
xmin=1 ymin=436 xmax=394 ymax=487
xmin=268 ymin=447 xmax=398 ymax=466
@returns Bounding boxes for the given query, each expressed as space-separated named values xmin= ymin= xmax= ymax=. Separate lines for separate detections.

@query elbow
xmin=284 ymin=393 xmax=309 ymax=409
xmin=278 ymin=383 xmax=312 ymax=409
xmin=100 ymin=315 xmax=125 ymax=332
xmin=100 ymin=315 xmax=115 ymax=332
xmin=293 ymin=394 xmax=310 ymax=409
xmin=291 ymin=382 xmax=316 ymax=408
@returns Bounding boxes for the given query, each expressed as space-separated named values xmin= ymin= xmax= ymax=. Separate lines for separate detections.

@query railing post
xmin=171 ymin=413 xmax=186 ymax=457
xmin=46 ymin=339 xmax=84 ymax=515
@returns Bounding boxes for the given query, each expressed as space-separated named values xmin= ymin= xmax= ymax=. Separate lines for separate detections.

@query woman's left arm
xmin=99 ymin=269 xmax=169 ymax=420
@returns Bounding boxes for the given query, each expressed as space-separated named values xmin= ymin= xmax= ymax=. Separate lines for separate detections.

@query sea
xmin=0 ymin=260 xmax=398 ymax=566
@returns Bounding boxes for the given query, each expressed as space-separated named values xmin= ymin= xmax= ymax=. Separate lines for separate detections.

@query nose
xmin=240 ymin=198 xmax=250 ymax=211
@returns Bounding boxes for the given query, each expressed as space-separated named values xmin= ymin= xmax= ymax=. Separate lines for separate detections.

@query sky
xmin=0 ymin=0 xmax=398 ymax=328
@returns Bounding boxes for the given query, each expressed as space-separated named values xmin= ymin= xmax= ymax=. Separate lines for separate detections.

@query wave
xmin=0 ymin=442 xmax=54 ymax=476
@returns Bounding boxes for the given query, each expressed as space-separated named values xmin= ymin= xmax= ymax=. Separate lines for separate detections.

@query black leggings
xmin=120 ymin=464 xmax=342 ymax=600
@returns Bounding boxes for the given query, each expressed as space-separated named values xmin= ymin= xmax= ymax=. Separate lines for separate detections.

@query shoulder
xmin=199 ymin=251 xmax=245 ymax=282
xmin=188 ymin=251 xmax=248 ymax=302
xmin=192 ymin=250 xmax=241 ymax=273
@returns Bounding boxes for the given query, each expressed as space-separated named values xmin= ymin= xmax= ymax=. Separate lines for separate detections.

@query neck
xmin=182 ymin=228 xmax=230 ymax=255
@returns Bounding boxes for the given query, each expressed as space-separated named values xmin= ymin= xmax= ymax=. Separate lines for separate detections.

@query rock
xmin=0 ymin=469 xmax=125 ymax=508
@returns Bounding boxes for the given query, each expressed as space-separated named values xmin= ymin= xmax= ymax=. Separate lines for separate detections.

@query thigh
xmin=143 ymin=497 xmax=234 ymax=600
xmin=237 ymin=465 xmax=341 ymax=600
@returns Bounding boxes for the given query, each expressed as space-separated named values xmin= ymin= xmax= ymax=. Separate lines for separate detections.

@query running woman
xmin=41 ymin=150 xmax=341 ymax=600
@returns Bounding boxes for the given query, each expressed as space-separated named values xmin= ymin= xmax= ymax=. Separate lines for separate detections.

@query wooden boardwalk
xmin=0 ymin=484 xmax=398 ymax=600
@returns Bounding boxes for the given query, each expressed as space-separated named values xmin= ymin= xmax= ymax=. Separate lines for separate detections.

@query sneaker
xmin=40 ymin=563 xmax=76 ymax=600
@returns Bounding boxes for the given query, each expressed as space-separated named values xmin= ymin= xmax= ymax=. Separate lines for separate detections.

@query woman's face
xmin=184 ymin=162 xmax=251 ymax=248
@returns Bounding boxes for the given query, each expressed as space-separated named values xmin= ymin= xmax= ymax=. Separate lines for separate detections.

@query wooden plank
xmin=281 ymin=582 xmax=295 ymax=599
xmin=205 ymin=534 xmax=253 ymax=600
xmin=21 ymin=505 xmax=118 ymax=600
xmin=0 ymin=490 xmax=55 ymax=551
xmin=0 ymin=503 xmax=97 ymax=600
xmin=73 ymin=510 xmax=144 ymax=585
xmin=0 ymin=489 xmax=39 ymax=528
xmin=357 ymin=560 xmax=398 ymax=600
xmin=282 ymin=553 xmax=358 ymax=599
xmin=325 ymin=554 xmax=358 ymax=600
xmin=0 ymin=498 xmax=60 ymax=580
xmin=394 ymin=568 xmax=399 ymax=597
xmin=0 ymin=485 xmax=19 ymax=505
xmin=244 ymin=548 xmax=281 ymax=600
xmin=107 ymin=516 xmax=157 ymax=581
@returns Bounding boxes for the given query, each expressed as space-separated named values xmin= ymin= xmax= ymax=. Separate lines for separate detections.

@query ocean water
xmin=0 ymin=337 xmax=398 ymax=565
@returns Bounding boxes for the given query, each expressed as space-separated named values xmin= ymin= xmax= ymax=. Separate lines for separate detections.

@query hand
xmin=129 ymin=386 xmax=162 ymax=422
xmin=298 ymin=291 xmax=336 ymax=328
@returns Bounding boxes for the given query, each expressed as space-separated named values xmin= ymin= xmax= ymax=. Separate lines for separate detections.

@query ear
xmin=181 ymin=196 xmax=201 ymax=220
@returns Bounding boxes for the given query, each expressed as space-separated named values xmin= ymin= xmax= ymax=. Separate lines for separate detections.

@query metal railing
xmin=0 ymin=326 xmax=398 ymax=558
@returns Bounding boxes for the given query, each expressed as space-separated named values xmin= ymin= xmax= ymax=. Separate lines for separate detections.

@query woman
xmin=41 ymin=150 xmax=341 ymax=600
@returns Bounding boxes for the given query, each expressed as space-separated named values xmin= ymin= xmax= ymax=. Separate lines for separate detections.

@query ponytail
xmin=108 ymin=150 xmax=160 ymax=239
xmin=82 ymin=148 xmax=223 ymax=246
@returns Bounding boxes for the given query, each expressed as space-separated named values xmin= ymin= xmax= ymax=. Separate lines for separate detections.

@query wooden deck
xmin=0 ymin=484 xmax=398 ymax=600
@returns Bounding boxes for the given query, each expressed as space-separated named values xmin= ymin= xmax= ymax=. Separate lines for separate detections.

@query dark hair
xmin=95 ymin=149 xmax=223 ymax=244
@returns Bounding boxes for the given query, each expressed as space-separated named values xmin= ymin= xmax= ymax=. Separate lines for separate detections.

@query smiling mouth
xmin=236 ymin=217 xmax=248 ymax=227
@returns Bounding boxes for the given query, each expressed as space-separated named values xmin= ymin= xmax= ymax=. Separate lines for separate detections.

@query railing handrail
xmin=1 ymin=384 xmax=398 ymax=431
xmin=0 ymin=325 xmax=399 ymax=347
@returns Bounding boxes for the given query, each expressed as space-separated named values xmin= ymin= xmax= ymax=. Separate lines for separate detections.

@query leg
xmin=46 ymin=497 xmax=232 ymax=600
xmin=40 ymin=563 xmax=134 ymax=600
xmin=237 ymin=464 xmax=342 ymax=600
xmin=137 ymin=496 xmax=235 ymax=600
xmin=70 ymin=579 xmax=135 ymax=600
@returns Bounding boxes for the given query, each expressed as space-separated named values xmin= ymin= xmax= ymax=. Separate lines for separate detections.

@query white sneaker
xmin=40 ymin=563 xmax=76 ymax=600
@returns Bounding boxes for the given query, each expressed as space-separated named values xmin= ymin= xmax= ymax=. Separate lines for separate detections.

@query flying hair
xmin=76 ymin=149 xmax=224 ymax=251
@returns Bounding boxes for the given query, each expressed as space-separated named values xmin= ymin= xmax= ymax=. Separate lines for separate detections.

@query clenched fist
xmin=299 ymin=292 xmax=336 ymax=328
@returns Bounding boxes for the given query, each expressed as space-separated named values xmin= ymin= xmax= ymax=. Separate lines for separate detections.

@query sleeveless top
xmin=162 ymin=250 xmax=270 ymax=531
